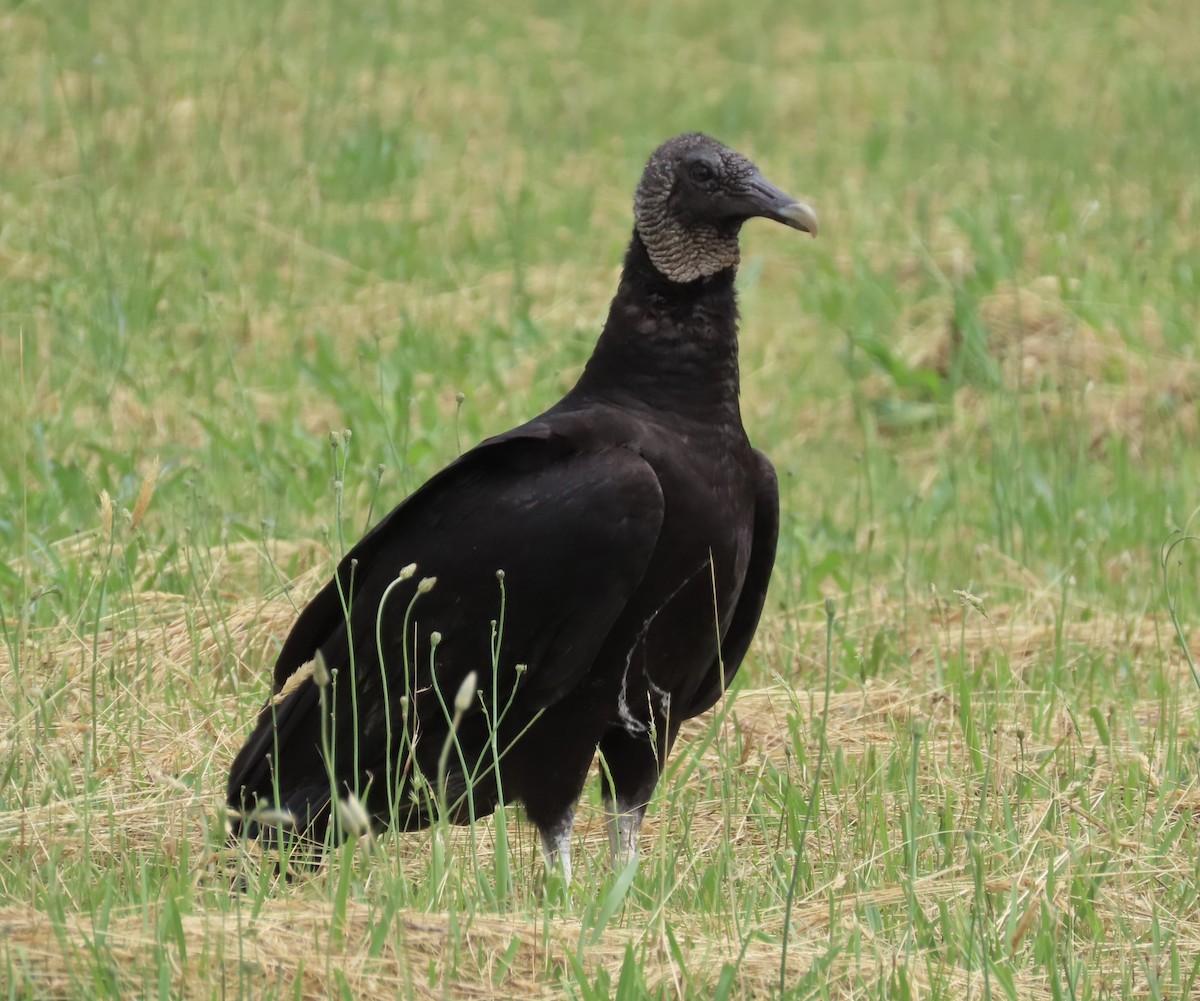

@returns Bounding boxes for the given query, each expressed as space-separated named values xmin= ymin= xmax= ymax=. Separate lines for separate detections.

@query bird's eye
xmin=689 ymin=161 xmax=715 ymax=184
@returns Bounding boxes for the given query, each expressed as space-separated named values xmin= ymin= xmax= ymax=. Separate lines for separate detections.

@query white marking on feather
xmin=617 ymin=635 xmax=649 ymax=735
xmin=646 ymin=676 xmax=672 ymax=717
xmin=616 ymin=557 xmax=712 ymax=735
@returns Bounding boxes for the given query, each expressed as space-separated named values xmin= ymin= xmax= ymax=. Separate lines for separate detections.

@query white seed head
xmin=312 ymin=650 xmax=331 ymax=688
xmin=337 ymin=792 xmax=371 ymax=839
xmin=417 ymin=576 xmax=437 ymax=594
xmin=430 ymin=631 xmax=442 ymax=646
xmin=454 ymin=671 xmax=478 ymax=714
xmin=398 ymin=563 xmax=417 ymax=582
xmin=953 ymin=589 xmax=986 ymax=613
xmin=249 ymin=807 xmax=296 ymax=830
xmin=99 ymin=489 xmax=114 ymax=541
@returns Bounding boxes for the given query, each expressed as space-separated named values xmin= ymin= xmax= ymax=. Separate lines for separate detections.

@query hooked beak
xmin=742 ymin=173 xmax=819 ymax=237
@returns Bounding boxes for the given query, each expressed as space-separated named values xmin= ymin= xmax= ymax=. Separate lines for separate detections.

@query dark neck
xmin=570 ymin=231 xmax=743 ymax=422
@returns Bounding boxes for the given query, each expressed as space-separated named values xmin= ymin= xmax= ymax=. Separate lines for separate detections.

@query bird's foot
xmin=539 ymin=807 xmax=575 ymax=887
xmin=605 ymin=798 xmax=645 ymax=870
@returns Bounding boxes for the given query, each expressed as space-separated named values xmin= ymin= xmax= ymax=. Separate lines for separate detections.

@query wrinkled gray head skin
xmin=634 ymin=133 xmax=818 ymax=284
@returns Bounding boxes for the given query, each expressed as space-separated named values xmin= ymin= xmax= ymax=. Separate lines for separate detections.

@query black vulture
xmin=227 ymin=133 xmax=817 ymax=881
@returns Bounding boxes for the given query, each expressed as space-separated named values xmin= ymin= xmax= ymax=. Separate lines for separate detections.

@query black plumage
xmin=227 ymin=133 xmax=817 ymax=880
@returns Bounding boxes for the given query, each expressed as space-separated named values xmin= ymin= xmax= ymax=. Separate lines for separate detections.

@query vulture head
xmin=633 ymin=132 xmax=818 ymax=284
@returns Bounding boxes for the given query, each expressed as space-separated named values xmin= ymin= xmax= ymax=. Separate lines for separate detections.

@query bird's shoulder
xmin=271 ymin=412 xmax=665 ymax=689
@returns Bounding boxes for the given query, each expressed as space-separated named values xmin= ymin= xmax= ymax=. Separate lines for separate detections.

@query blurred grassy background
xmin=4 ymin=0 xmax=1199 ymax=603
xmin=3 ymin=0 xmax=1200 ymax=997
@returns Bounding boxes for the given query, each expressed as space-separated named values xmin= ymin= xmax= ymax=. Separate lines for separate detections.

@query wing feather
xmin=228 ymin=430 xmax=664 ymax=818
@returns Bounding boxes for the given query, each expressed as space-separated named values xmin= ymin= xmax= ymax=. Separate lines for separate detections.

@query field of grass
xmin=3 ymin=0 xmax=1200 ymax=996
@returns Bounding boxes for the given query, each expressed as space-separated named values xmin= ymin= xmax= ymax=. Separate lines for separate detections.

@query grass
xmin=3 ymin=0 xmax=1200 ymax=995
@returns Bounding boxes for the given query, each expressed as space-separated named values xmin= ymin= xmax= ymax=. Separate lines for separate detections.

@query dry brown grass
xmin=5 ymin=547 xmax=1199 ymax=997
xmin=877 ymin=277 xmax=1200 ymax=456
xmin=1 ymin=889 xmax=1061 ymax=1001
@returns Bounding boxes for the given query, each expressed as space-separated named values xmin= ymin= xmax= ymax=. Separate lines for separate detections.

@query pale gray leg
xmin=605 ymin=797 xmax=645 ymax=870
xmin=539 ymin=807 xmax=575 ymax=886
